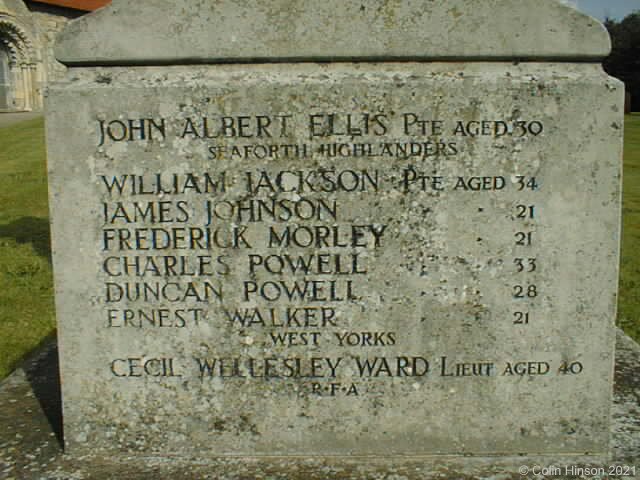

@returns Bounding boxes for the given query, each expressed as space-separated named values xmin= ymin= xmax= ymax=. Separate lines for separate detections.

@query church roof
xmin=30 ymin=0 xmax=110 ymax=11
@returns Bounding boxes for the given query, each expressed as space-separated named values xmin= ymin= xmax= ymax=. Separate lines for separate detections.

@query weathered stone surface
xmin=46 ymin=60 xmax=623 ymax=457
xmin=1 ymin=330 xmax=638 ymax=479
xmin=45 ymin=0 xmax=624 ymax=465
xmin=55 ymin=0 xmax=611 ymax=65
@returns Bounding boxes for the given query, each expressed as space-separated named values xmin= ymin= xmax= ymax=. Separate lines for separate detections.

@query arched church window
xmin=0 ymin=44 xmax=10 ymax=110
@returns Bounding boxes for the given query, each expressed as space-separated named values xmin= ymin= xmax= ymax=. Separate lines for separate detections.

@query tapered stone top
xmin=55 ymin=0 xmax=611 ymax=65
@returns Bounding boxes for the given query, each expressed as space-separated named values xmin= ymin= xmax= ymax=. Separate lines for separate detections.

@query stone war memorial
xmin=43 ymin=0 xmax=627 ymax=476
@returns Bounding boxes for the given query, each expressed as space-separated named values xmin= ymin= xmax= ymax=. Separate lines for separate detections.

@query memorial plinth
xmin=45 ymin=0 xmax=623 ymax=459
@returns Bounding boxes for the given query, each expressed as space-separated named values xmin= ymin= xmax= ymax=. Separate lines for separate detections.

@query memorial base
xmin=1 ymin=330 xmax=638 ymax=480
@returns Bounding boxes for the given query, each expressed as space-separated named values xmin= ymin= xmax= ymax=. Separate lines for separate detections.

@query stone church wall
xmin=0 ymin=0 xmax=84 ymax=111
xmin=28 ymin=2 xmax=82 ymax=83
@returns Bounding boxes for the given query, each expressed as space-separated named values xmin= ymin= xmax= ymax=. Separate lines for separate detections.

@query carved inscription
xmin=96 ymin=110 xmax=584 ymax=397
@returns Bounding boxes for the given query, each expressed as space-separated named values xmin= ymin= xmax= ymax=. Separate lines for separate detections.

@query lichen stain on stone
xmin=211 ymin=415 xmax=260 ymax=436
xmin=96 ymin=74 xmax=112 ymax=85
xmin=213 ymin=419 xmax=226 ymax=432
xmin=378 ymin=0 xmax=402 ymax=30
xmin=238 ymin=414 xmax=261 ymax=436
xmin=448 ymin=7 xmax=463 ymax=19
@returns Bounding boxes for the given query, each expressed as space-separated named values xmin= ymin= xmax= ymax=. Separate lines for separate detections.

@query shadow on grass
xmin=0 ymin=217 xmax=61 ymax=445
xmin=0 ymin=216 xmax=51 ymax=262
xmin=22 ymin=334 xmax=64 ymax=448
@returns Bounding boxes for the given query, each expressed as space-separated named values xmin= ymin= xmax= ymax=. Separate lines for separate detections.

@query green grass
xmin=618 ymin=113 xmax=640 ymax=342
xmin=0 ymin=117 xmax=55 ymax=379
xmin=0 ymin=115 xmax=639 ymax=379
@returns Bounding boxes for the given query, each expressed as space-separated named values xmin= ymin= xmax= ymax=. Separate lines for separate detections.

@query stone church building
xmin=0 ymin=0 xmax=109 ymax=111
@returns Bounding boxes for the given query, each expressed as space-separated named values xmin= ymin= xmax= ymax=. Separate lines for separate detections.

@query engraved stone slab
xmin=46 ymin=0 xmax=623 ymax=459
